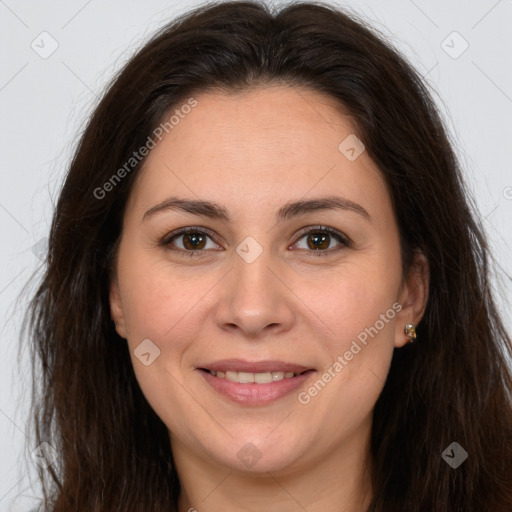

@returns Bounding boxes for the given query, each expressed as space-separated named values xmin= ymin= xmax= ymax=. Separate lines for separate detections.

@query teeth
xmin=255 ymin=372 xmax=272 ymax=384
xmin=209 ymin=369 xmax=299 ymax=383
xmin=238 ymin=372 xmax=254 ymax=383
xmin=226 ymin=371 xmax=237 ymax=382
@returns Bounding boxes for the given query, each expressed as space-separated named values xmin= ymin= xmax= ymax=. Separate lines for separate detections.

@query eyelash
xmin=159 ymin=225 xmax=352 ymax=258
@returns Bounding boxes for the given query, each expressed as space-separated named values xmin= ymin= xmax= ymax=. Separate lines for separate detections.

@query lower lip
xmin=198 ymin=370 xmax=315 ymax=406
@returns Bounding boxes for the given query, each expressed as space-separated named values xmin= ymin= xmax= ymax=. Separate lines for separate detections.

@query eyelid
xmin=292 ymin=225 xmax=351 ymax=245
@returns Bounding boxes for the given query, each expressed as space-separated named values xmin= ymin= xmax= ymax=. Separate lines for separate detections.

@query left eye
xmin=292 ymin=227 xmax=350 ymax=254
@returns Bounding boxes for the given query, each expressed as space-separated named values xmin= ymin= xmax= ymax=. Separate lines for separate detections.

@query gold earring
xmin=404 ymin=323 xmax=416 ymax=342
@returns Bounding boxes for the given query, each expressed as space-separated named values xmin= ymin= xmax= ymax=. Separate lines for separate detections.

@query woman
xmin=24 ymin=1 xmax=512 ymax=510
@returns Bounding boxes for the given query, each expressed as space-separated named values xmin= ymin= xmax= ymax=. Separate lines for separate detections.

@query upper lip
xmin=198 ymin=359 xmax=314 ymax=374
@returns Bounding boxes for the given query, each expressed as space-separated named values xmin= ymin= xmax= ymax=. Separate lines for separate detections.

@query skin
xmin=109 ymin=84 xmax=429 ymax=512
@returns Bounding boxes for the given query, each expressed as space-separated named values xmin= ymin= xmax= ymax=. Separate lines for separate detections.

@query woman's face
xmin=110 ymin=85 xmax=427 ymax=476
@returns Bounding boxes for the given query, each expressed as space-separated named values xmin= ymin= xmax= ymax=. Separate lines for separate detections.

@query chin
xmin=208 ymin=429 xmax=307 ymax=474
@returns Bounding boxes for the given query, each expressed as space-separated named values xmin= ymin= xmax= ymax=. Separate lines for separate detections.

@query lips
xmin=196 ymin=359 xmax=316 ymax=405
xmin=198 ymin=359 xmax=312 ymax=374
xmin=203 ymin=369 xmax=301 ymax=383
xmin=198 ymin=359 xmax=313 ymax=382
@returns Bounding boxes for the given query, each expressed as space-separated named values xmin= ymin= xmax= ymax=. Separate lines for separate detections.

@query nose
xmin=213 ymin=248 xmax=295 ymax=339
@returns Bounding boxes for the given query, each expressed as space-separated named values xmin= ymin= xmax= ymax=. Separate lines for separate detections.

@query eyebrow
xmin=142 ymin=195 xmax=370 ymax=223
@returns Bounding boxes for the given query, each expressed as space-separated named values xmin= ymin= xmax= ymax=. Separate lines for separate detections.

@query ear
xmin=394 ymin=250 xmax=429 ymax=348
xmin=109 ymin=275 xmax=128 ymax=339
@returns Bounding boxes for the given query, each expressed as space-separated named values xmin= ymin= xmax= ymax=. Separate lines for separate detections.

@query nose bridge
xmin=214 ymin=240 xmax=294 ymax=336
xmin=234 ymin=242 xmax=274 ymax=303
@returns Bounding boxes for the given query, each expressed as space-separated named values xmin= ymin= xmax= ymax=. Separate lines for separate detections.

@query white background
xmin=1 ymin=0 xmax=511 ymax=509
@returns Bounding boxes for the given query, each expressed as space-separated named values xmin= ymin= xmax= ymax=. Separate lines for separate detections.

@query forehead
xmin=153 ymin=85 xmax=357 ymax=167
xmin=125 ymin=85 xmax=390 ymax=223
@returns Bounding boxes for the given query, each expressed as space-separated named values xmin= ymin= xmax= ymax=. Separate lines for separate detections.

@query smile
xmin=196 ymin=360 xmax=316 ymax=405
xmin=203 ymin=369 xmax=306 ymax=383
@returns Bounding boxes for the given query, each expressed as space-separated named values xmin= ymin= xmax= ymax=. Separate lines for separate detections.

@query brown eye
xmin=293 ymin=227 xmax=351 ymax=255
xmin=305 ymin=232 xmax=331 ymax=250
xmin=181 ymin=232 xmax=207 ymax=250
xmin=162 ymin=227 xmax=221 ymax=255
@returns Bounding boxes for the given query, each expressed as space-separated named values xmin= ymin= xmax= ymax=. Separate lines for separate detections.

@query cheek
xmin=116 ymin=253 xmax=206 ymax=432
xmin=307 ymin=260 xmax=400 ymax=354
xmin=299 ymin=277 xmax=397 ymax=444
xmin=297 ymin=259 xmax=399 ymax=419
xmin=118 ymin=247 xmax=209 ymax=343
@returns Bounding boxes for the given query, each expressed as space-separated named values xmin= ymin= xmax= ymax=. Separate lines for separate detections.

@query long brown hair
xmin=23 ymin=1 xmax=512 ymax=510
